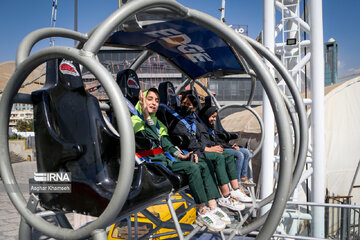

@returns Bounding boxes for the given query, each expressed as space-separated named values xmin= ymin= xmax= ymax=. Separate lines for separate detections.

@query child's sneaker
xmin=195 ymin=207 xmax=226 ymax=232
xmin=218 ymin=195 xmax=245 ymax=211
xmin=231 ymin=189 xmax=252 ymax=203
xmin=210 ymin=207 xmax=231 ymax=225
xmin=240 ymin=177 xmax=256 ymax=187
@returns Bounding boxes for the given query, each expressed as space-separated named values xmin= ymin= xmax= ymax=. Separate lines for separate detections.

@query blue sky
xmin=0 ymin=0 xmax=359 ymax=78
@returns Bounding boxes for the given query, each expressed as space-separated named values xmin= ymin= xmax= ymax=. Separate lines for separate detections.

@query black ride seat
xmin=116 ymin=71 xmax=188 ymax=190
xmin=32 ymin=59 xmax=172 ymax=217
xmin=157 ymin=81 xmax=190 ymax=148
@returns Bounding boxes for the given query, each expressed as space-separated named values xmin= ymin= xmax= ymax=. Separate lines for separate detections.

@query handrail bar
xmin=286 ymin=201 xmax=360 ymax=209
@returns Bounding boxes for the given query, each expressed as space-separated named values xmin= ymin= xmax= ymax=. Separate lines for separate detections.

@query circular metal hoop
xmin=0 ymin=46 xmax=135 ymax=240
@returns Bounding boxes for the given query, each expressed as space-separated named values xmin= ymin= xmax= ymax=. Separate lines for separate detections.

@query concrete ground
xmin=0 ymin=161 xmax=36 ymax=240
xmin=0 ymin=161 xmax=71 ymax=240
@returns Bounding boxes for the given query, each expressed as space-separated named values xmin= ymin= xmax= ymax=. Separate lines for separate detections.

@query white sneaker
xmin=231 ymin=189 xmax=252 ymax=203
xmin=210 ymin=207 xmax=231 ymax=225
xmin=195 ymin=208 xmax=226 ymax=232
xmin=218 ymin=195 xmax=245 ymax=211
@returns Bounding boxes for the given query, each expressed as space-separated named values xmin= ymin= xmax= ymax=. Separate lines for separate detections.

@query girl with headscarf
xmin=131 ymin=88 xmax=230 ymax=231
xmin=199 ymin=106 xmax=255 ymax=191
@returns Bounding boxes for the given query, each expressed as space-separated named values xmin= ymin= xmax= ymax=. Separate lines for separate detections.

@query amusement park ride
xmin=0 ymin=0 xmax=327 ymax=239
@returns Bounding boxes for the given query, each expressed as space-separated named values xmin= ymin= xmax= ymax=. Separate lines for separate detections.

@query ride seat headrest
xmin=204 ymin=95 xmax=215 ymax=108
xmin=116 ymin=69 xmax=140 ymax=106
xmin=158 ymin=81 xmax=178 ymax=108
xmin=58 ymin=59 xmax=84 ymax=90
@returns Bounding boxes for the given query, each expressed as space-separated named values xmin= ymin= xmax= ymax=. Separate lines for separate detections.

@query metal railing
xmin=277 ymin=200 xmax=360 ymax=239
xmin=325 ymin=194 xmax=359 ymax=239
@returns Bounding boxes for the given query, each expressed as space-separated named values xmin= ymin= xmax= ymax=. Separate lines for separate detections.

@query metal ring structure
xmin=0 ymin=0 xmax=301 ymax=239
xmin=189 ymin=9 xmax=292 ymax=238
xmin=243 ymin=35 xmax=308 ymax=197
xmin=15 ymin=27 xmax=89 ymax=67
xmin=193 ymin=79 xmax=221 ymax=109
xmin=280 ymin=90 xmax=301 ymax=165
xmin=193 ymin=45 xmax=304 ymax=234
xmin=191 ymin=41 xmax=301 ymax=235
xmin=0 ymin=47 xmax=135 ymax=240
xmin=167 ymin=8 xmax=294 ymax=236
xmin=226 ymin=34 xmax=309 ymax=235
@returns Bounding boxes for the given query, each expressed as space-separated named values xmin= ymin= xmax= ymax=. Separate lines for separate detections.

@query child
xmin=199 ymin=106 xmax=255 ymax=190
xmin=131 ymin=88 xmax=231 ymax=231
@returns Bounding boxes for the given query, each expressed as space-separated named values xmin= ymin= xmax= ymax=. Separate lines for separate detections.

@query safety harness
xmin=125 ymin=98 xmax=177 ymax=162
xmin=159 ymin=103 xmax=197 ymax=136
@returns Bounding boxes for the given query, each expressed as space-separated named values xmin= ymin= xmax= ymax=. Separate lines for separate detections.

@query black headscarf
xmin=199 ymin=106 xmax=218 ymax=130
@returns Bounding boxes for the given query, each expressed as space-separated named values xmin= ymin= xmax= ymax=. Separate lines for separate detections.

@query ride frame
xmin=0 ymin=0 xmax=308 ymax=239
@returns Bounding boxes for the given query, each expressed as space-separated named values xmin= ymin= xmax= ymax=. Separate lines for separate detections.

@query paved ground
xmin=0 ymin=161 xmax=35 ymax=240
xmin=0 ymin=161 xmax=75 ymax=240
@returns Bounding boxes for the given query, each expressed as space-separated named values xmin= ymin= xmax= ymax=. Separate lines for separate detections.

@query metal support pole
xmin=91 ymin=229 xmax=108 ymax=240
xmin=220 ymin=0 xmax=226 ymax=22
xmin=74 ymin=0 xmax=78 ymax=46
xmin=260 ymin=0 xmax=275 ymax=216
xmin=310 ymin=0 xmax=326 ymax=237
xmin=167 ymin=197 xmax=185 ymax=240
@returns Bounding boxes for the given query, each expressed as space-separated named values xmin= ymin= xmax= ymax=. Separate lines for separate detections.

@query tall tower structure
xmin=324 ymin=38 xmax=338 ymax=86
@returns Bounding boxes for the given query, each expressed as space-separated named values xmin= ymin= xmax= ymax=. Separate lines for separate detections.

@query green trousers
xmin=150 ymin=154 xmax=221 ymax=204
xmin=204 ymin=150 xmax=238 ymax=186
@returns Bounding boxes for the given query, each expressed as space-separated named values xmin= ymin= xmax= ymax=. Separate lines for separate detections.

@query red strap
xmin=136 ymin=148 xmax=164 ymax=158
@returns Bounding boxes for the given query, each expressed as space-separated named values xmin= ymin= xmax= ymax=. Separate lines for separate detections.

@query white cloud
xmin=347 ymin=67 xmax=360 ymax=75
xmin=338 ymin=60 xmax=345 ymax=69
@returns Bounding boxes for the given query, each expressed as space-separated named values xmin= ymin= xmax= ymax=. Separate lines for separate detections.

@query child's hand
xmin=232 ymin=143 xmax=240 ymax=150
xmin=139 ymin=90 xmax=150 ymax=119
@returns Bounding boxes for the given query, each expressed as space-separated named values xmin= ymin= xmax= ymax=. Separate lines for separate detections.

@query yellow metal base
xmin=108 ymin=193 xmax=196 ymax=240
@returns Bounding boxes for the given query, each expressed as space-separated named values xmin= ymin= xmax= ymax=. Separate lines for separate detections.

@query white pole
xmin=220 ymin=0 xmax=226 ymax=22
xmin=74 ymin=0 xmax=78 ymax=46
xmin=310 ymin=0 xmax=326 ymax=237
xmin=261 ymin=0 xmax=275 ymax=215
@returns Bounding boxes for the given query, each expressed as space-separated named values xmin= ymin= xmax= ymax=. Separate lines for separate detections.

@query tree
xmin=15 ymin=119 xmax=34 ymax=132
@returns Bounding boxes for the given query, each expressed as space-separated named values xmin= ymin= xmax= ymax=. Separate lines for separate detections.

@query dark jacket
xmin=169 ymin=116 xmax=210 ymax=158
xmin=198 ymin=106 xmax=232 ymax=149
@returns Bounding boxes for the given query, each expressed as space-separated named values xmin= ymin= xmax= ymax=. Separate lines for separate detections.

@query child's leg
xmin=204 ymin=152 xmax=230 ymax=186
xmin=239 ymin=148 xmax=250 ymax=178
xmin=224 ymin=148 xmax=244 ymax=182
xmin=170 ymin=161 xmax=208 ymax=204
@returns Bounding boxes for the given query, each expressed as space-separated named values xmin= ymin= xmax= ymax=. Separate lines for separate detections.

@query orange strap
xmin=136 ymin=148 xmax=164 ymax=158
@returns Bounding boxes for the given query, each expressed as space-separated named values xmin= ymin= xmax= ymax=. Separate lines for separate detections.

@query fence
xmin=276 ymin=200 xmax=360 ymax=239
xmin=325 ymin=194 xmax=359 ymax=239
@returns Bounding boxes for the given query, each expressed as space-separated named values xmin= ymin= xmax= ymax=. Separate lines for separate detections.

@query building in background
xmin=83 ymin=47 xmax=261 ymax=106
xmin=9 ymin=103 xmax=33 ymax=129
xmin=324 ymin=38 xmax=338 ymax=86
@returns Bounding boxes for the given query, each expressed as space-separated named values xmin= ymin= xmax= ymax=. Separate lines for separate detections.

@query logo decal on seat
xmin=127 ymin=78 xmax=139 ymax=89
xmin=167 ymin=87 xmax=175 ymax=96
xmin=59 ymin=60 xmax=80 ymax=77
